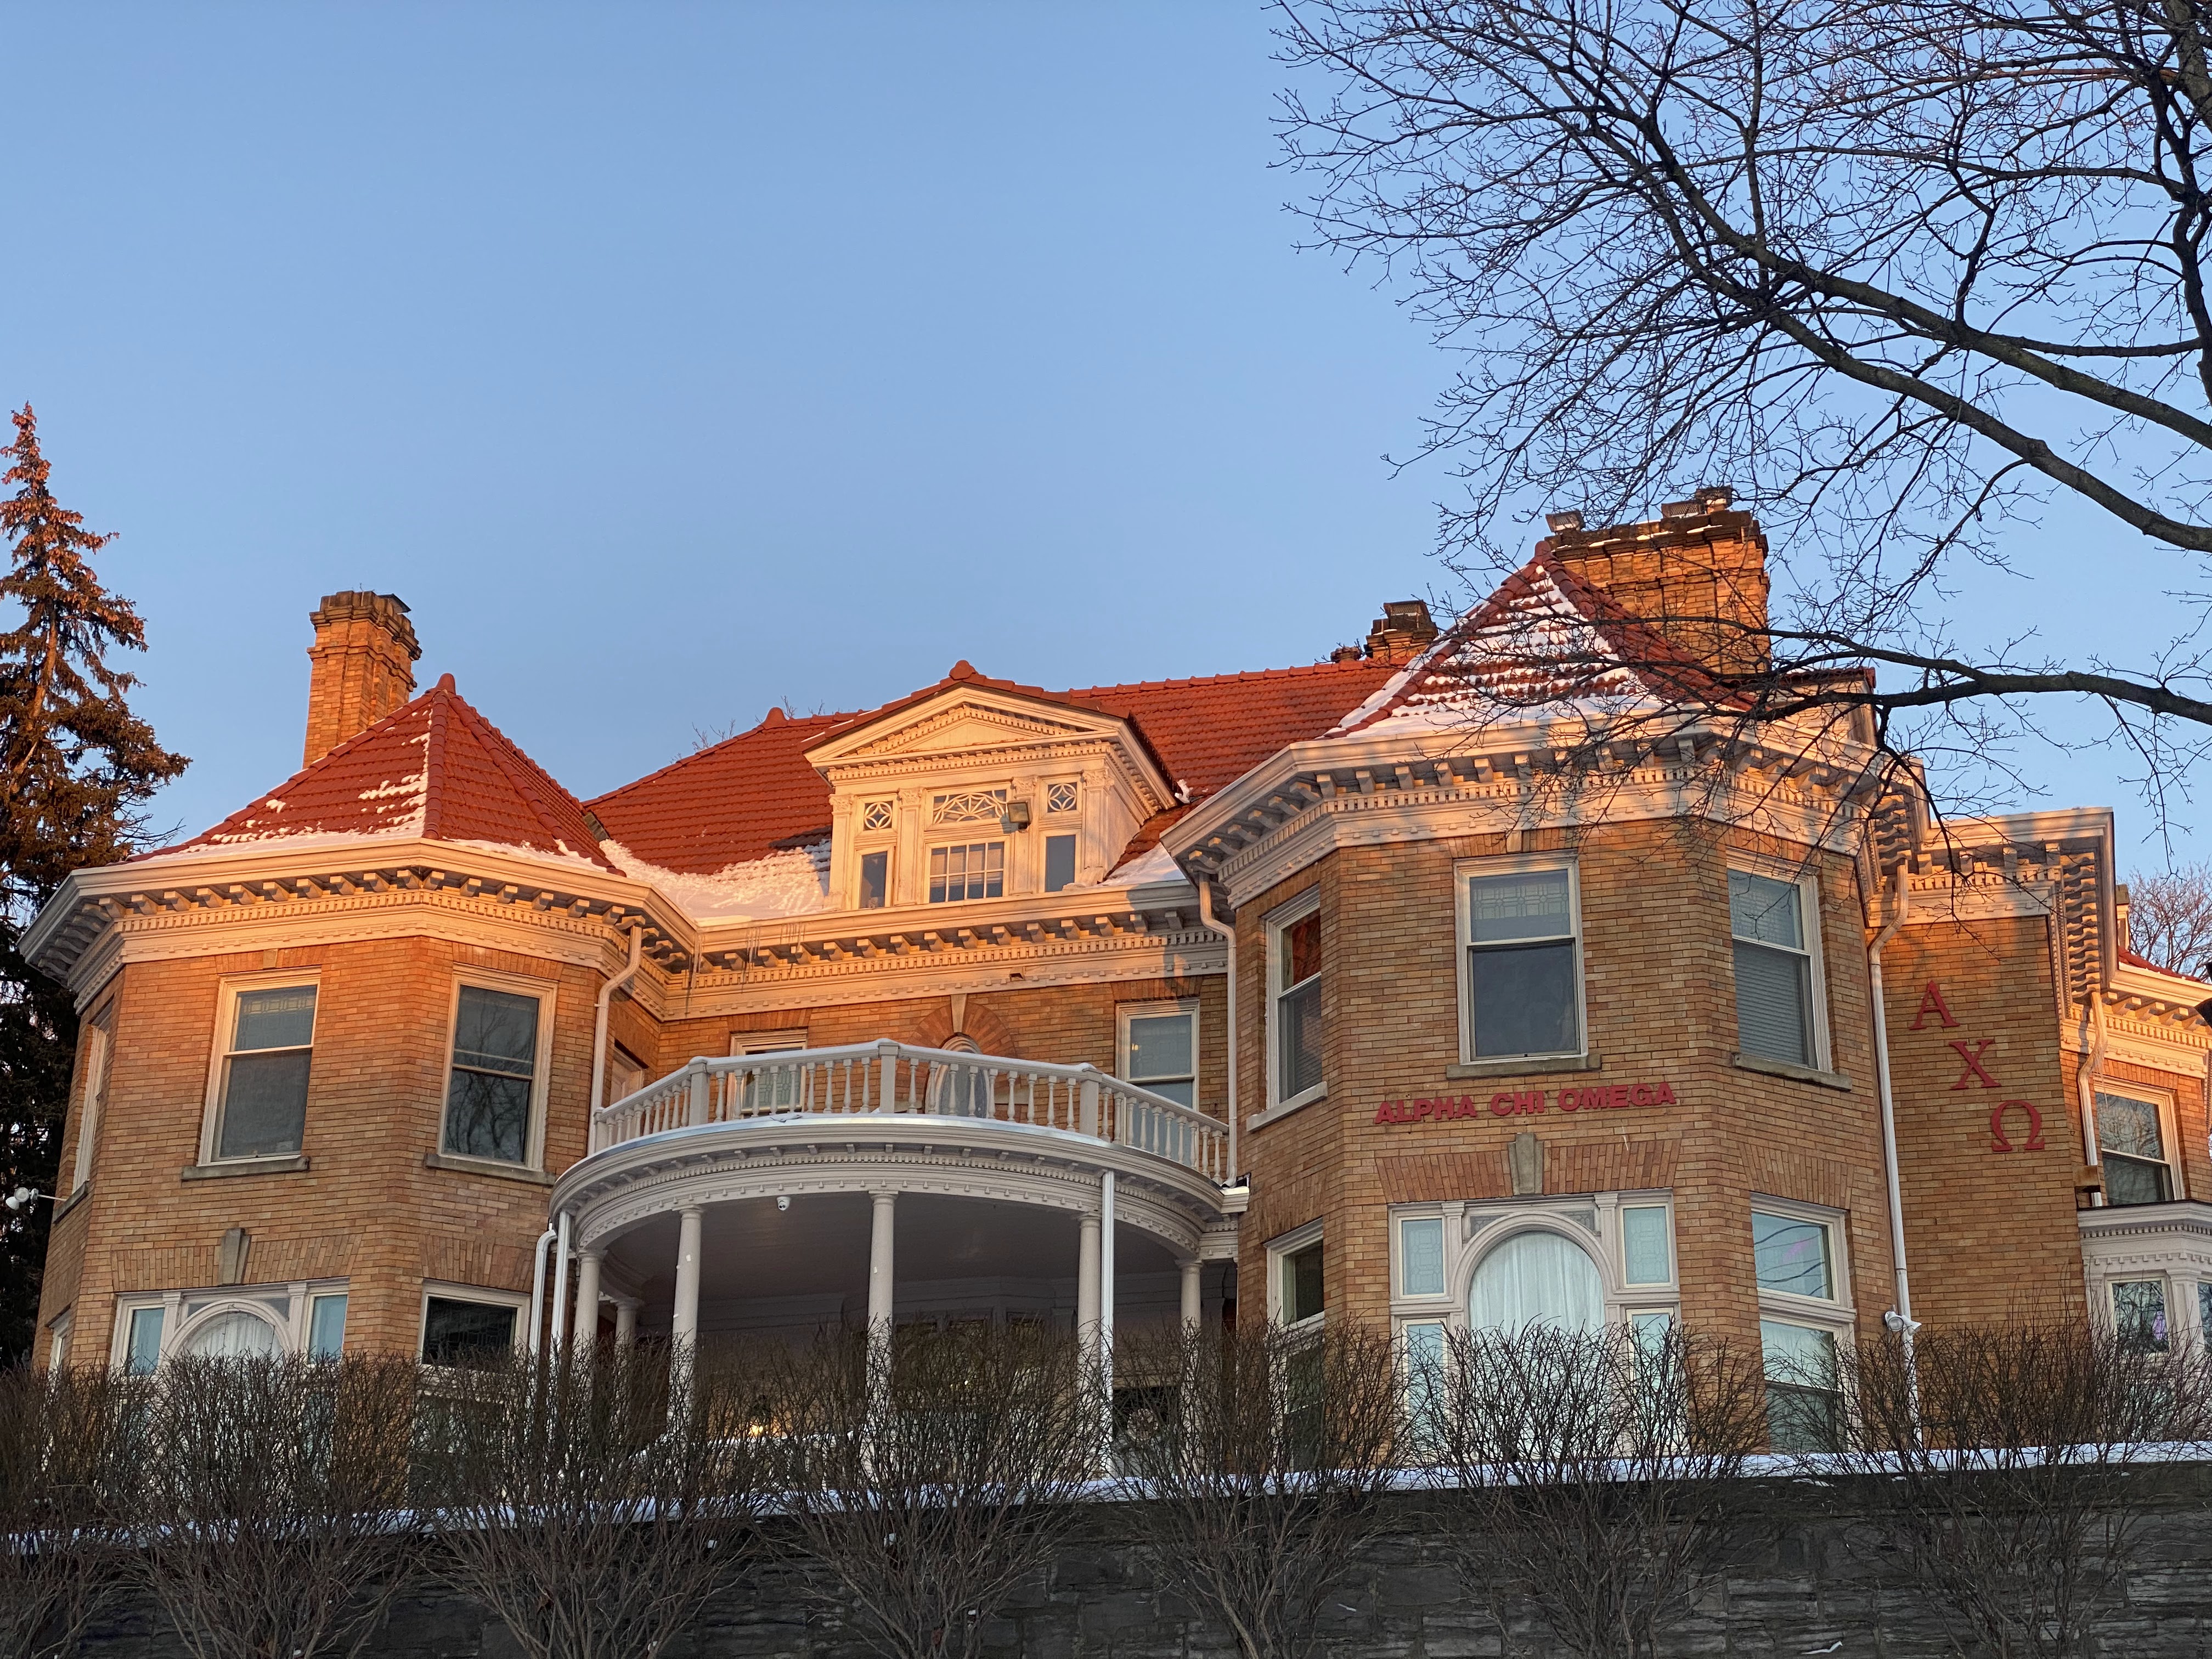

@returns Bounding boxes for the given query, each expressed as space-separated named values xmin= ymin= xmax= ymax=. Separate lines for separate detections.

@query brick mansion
xmin=22 ymin=497 xmax=2212 ymax=1441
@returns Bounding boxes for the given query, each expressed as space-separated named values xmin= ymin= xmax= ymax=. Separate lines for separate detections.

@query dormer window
xmin=929 ymin=840 xmax=1005 ymax=902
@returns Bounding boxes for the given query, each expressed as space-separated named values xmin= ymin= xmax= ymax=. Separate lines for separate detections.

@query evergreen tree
xmin=0 ymin=405 xmax=185 ymax=1362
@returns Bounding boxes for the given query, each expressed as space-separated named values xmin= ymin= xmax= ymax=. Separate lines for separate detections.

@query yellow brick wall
xmin=1235 ymin=820 xmax=1897 ymax=1355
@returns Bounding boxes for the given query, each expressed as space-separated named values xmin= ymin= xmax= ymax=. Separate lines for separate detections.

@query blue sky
xmin=2 ymin=4 xmax=2197 ymax=868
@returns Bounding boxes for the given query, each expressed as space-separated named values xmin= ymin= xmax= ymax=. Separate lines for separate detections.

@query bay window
xmin=1269 ymin=895 xmax=1323 ymax=1107
xmin=205 ymin=978 xmax=319 ymax=1163
xmin=1730 ymin=868 xmax=1823 ymax=1069
xmin=442 ymin=977 xmax=551 ymax=1167
xmin=1460 ymin=862 xmax=1582 ymax=1060
xmin=2095 ymin=1091 xmax=2176 ymax=1206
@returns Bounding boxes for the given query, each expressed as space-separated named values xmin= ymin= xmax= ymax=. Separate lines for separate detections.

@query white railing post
xmin=876 ymin=1040 xmax=899 ymax=1113
xmin=686 ymin=1060 xmax=710 ymax=1127
xmin=1079 ymin=1070 xmax=1100 ymax=1139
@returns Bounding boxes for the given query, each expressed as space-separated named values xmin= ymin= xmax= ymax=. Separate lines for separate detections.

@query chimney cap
xmin=1544 ymin=510 xmax=1584 ymax=533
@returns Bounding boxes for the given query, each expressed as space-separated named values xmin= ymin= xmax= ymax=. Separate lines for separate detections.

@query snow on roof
xmin=143 ymin=675 xmax=621 ymax=873
xmin=1328 ymin=555 xmax=1745 ymax=740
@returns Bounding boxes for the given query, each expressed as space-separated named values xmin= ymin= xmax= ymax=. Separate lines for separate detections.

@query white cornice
xmin=29 ymin=835 xmax=1219 ymax=1011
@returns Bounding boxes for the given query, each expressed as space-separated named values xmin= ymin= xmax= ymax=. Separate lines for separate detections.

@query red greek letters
xmin=1948 ymin=1039 xmax=2000 ymax=1090
xmin=1989 ymin=1100 xmax=2045 ymax=1153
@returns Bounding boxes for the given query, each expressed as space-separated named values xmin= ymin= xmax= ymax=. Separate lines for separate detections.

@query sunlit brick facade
xmin=25 ymin=500 xmax=2212 ymax=1440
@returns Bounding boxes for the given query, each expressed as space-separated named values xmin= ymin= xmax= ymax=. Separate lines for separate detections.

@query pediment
xmin=808 ymin=686 xmax=1139 ymax=766
xmin=840 ymin=699 xmax=1105 ymax=761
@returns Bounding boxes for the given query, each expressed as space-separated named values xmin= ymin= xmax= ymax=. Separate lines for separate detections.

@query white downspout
xmin=589 ymin=923 xmax=646 ymax=1119
xmin=2079 ymin=992 xmax=2110 ymax=1204
xmin=535 ymin=922 xmax=643 ymax=1359
xmin=526 ymin=1224 xmax=557 ymax=1357
xmin=1195 ymin=877 xmax=1238 ymax=1180
xmin=1867 ymin=866 xmax=1917 ymax=1344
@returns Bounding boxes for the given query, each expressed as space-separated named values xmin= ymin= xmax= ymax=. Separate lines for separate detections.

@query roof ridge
xmin=1064 ymin=658 xmax=1386 ymax=698
xmin=419 ymin=676 xmax=451 ymax=838
xmin=436 ymin=686 xmax=618 ymax=867
xmin=588 ymin=707 xmax=862 ymax=809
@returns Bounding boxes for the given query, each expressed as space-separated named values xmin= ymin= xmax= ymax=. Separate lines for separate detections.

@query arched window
xmin=933 ymin=1036 xmax=991 ymax=1118
xmin=179 ymin=1308 xmax=281 ymax=1360
xmin=1468 ymin=1231 xmax=1604 ymax=1334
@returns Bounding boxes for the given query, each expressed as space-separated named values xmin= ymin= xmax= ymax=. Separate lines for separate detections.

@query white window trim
xmin=1267 ymin=1218 xmax=1327 ymax=1332
xmin=419 ymin=1280 xmax=531 ymax=1366
xmin=2105 ymin=1274 xmax=2179 ymax=1350
xmin=853 ymin=844 xmax=894 ymax=910
xmin=1118 ymin=998 xmax=1199 ymax=1107
xmin=198 ymin=969 xmax=324 ymax=1169
xmin=1727 ymin=858 xmax=1833 ymax=1073
xmin=1264 ymin=889 xmax=1325 ymax=1116
xmin=1454 ymin=853 xmax=1587 ymax=1066
xmin=2091 ymin=1082 xmax=2185 ymax=1203
xmin=1387 ymin=1193 xmax=1682 ymax=1335
xmin=112 ymin=1278 xmax=350 ymax=1370
xmin=1749 ymin=1194 xmax=1856 ymax=1339
xmin=72 ymin=1000 xmax=115 ymax=1193
xmin=441 ymin=967 xmax=558 ymax=1172
xmin=46 ymin=1310 xmax=72 ymax=1374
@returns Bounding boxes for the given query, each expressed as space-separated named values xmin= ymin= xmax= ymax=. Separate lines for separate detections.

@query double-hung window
xmin=1730 ymin=869 xmax=1822 ymax=1068
xmin=2095 ymin=1091 xmax=2176 ymax=1206
xmin=1461 ymin=862 xmax=1582 ymax=1060
xmin=73 ymin=1002 xmax=114 ymax=1190
xmin=210 ymin=981 xmax=319 ymax=1161
xmin=1270 ymin=896 xmax=1324 ymax=1107
xmin=2112 ymin=1278 xmax=2172 ymax=1353
xmin=1272 ymin=1223 xmax=1326 ymax=1328
xmin=442 ymin=979 xmax=549 ymax=1166
xmin=1750 ymin=1203 xmax=1850 ymax=1451
xmin=1121 ymin=1002 xmax=1197 ymax=1107
xmin=856 ymin=800 xmax=894 ymax=909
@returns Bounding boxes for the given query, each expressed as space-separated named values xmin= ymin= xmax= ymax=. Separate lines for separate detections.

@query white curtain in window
xmin=180 ymin=1310 xmax=281 ymax=1359
xmin=1469 ymin=1230 xmax=1604 ymax=1334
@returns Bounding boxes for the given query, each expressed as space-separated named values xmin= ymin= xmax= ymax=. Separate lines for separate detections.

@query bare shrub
xmin=764 ymin=1321 xmax=1101 ymax=1659
xmin=0 ymin=1363 xmax=146 ymax=1659
xmin=417 ymin=1339 xmax=770 ymax=1659
xmin=1830 ymin=1321 xmax=2212 ymax=1658
xmin=1110 ymin=1319 xmax=1401 ymax=1659
xmin=1419 ymin=1323 xmax=1767 ymax=1658
xmin=138 ymin=1352 xmax=421 ymax=1659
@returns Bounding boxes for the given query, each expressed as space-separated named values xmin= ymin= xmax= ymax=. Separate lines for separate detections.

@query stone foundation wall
xmin=69 ymin=1475 xmax=2212 ymax=1658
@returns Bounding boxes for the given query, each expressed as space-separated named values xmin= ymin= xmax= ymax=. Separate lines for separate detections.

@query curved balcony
xmin=552 ymin=1043 xmax=1240 ymax=1351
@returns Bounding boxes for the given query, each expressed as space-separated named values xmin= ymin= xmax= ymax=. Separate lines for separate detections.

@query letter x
xmin=1949 ymin=1039 xmax=1999 ymax=1090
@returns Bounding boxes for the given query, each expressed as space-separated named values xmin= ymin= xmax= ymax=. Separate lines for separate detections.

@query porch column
xmin=867 ymin=1190 xmax=897 ymax=1335
xmin=1076 ymin=1207 xmax=1101 ymax=1345
xmin=573 ymin=1250 xmax=603 ymax=1358
xmin=671 ymin=1206 xmax=704 ymax=1348
xmin=1179 ymin=1257 xmax=1204 ymax=1330
xmin=613 ymin=1298 xmax=638 ymax=1351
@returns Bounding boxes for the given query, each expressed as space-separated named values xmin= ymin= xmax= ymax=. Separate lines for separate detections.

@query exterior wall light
xmin=1000 ymin=800 xmax=1033 ymax=833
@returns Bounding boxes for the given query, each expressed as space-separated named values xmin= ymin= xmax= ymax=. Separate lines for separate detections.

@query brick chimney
xmin=1536 ymin=488 xmax=1770 ymax=676
xmin=303 ymin=591 xmax=420 ymax=767
xmin=1365 ymin=600 xmax=1438 ymax=664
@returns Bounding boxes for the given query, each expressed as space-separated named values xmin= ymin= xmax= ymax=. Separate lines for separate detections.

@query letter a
xmin=1910 ymin=981 xmax=1960 ymax=1030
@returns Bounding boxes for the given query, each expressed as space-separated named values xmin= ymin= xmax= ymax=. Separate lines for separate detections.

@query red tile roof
xmin=148 ymin=675 xmax=620 ymax=872
xmin=588 ymin=658 xmax=1397 ymax=876
xmin=1328 ymin=555 xmax=1746 ymax=738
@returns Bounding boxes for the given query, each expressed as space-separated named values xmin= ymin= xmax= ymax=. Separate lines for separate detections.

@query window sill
xmin=181 ymin=1155 xmax=310 ymax=1181
xmin=51 ymin=1184 xmax=89 ymax=1224
xmin=1246 ymin=1085 xmax=1327 ymax=1134
xmin=1447 ymin=1052 xmax=1601 ymax=1080
xmin=1730 ymin=1052 xmax=1852 ymax=1091
xmin=423 ymin=1152 xmax=554 ymax=1186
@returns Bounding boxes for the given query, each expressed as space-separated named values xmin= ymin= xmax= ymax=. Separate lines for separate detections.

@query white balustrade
xmin=589 ymin=1039 xmax=1232 ymax=1184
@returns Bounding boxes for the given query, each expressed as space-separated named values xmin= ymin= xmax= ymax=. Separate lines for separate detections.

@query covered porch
xmin=545 ymin=1042 xmax=1243 ymax=1351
